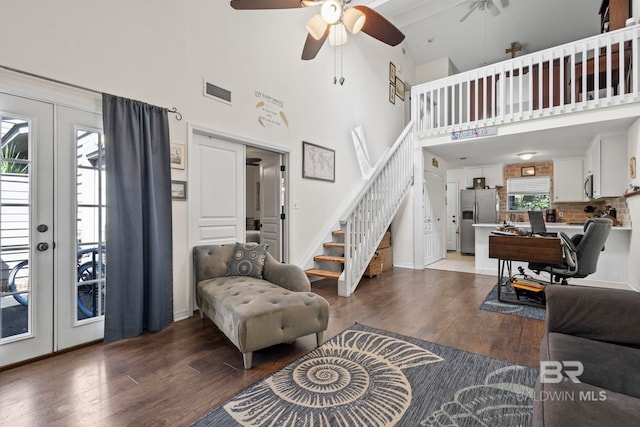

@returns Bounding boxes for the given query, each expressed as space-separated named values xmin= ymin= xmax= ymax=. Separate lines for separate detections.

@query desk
xmin=488 ymin=235 xmax=563 ymax=307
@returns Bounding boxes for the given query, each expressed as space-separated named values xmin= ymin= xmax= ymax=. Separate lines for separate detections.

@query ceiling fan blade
xmin=499 ymin=0 xmax=509 ymax=8
xmin=487 ymin=1 xmax=500 ymax=17
xmin=353 ymin=6 xmax=405 ymax=47
xmin=230 ymin=0 xmax=304 ymax=10
xmin=301 ymin=26 xmax=329 ymax=60
xmin=459 ymin=2 xmax=479 ymax=22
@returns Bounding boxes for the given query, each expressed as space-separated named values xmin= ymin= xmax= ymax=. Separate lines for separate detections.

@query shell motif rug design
xmin=193 ymin=324 xmax=538 ymax=427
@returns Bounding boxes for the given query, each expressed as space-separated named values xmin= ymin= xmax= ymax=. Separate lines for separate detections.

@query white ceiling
xmin=365 ymin=0 xmax=603 ymax=72
xmin=357 ymin=0 xmax=637 ymax=169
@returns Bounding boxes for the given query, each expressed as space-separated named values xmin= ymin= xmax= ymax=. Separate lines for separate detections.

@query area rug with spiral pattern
xmin=192 ymin=323 xmax=538 ymax=427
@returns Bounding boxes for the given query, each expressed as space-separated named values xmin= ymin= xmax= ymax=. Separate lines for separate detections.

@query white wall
xmin=0 ymin=0 xmax=411 ymax=318
xmin=627 ymin=118 xmax=640 ymax=290
xmin=415 ymin=57 xmax=458 ymax=85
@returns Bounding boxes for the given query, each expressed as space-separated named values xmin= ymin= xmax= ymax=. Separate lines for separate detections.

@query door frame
xmin=446 ymin=180 xmax=459 ymax=251
xmin=187 ymin=124 xmax=290 ymax=315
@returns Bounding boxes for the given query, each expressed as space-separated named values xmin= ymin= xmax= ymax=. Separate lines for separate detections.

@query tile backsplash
xmin=498 ymin=161 xmax=630 ymax=226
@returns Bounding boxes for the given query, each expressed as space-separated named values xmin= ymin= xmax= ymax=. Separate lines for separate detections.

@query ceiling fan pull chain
xmin=339 ymin=44 xmax=345 ymax=85
xmin=333 ymin=45 xmax=337 ymax=84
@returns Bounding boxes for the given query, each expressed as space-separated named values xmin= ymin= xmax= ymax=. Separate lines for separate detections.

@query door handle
xmin=37 ymin=242 xmax=49 ymax=252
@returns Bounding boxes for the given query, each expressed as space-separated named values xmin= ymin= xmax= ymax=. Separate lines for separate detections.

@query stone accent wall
xmin=499 ymin=161 xmax=630 ymax=226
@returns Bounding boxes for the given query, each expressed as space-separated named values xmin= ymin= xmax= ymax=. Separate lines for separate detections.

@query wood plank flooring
xmin=0 ymin=268 xmax=544 ymax=427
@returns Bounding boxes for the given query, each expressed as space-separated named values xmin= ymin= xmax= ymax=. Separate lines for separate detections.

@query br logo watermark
xmin=537 ymin=361 xmax=607 ymax=402
xmin=540 ymin=361 xmax=584 ymax=383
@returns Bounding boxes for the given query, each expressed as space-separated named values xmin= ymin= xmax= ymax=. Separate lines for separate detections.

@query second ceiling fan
xmin=460 ymin=0 xmax=509 ymax=22
xmin=230 ymin=0 xmax=405 ymax=60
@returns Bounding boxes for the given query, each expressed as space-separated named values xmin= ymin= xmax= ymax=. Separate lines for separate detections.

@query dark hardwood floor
xmin=0 ymin=268 xmax=544 ymax=426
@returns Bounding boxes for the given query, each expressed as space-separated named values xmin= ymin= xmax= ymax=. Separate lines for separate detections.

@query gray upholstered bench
xmin=193 ymin=243 xmax=330 ymax=369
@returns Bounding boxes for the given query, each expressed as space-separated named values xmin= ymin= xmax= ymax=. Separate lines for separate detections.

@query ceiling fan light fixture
xmin=343 ymin=7 xmax=365 ymax=34
xmin=321 ymin=0 xmax=342 ymax=24
xmin=329 ymin=23 xmax=347 ymax=46
xmin=306 ymin=14 xmax=327 ymax=40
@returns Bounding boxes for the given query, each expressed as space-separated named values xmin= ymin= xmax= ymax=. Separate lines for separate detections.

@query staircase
xmin=305 ymin=122 xmax=414 ymax=296
xmin=305 ymin=231 xmax=345 ymax=280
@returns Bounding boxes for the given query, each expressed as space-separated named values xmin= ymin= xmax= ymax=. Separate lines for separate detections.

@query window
xmin=507 ymin=176 xmax=550 ymax=211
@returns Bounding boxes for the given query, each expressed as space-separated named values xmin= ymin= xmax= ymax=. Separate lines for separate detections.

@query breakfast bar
xmin=473 ymin=222 xmax=632 ymax=285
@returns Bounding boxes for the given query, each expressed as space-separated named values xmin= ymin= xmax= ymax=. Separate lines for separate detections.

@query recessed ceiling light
xmin=517 ymin=152 xmax=537 ymax=160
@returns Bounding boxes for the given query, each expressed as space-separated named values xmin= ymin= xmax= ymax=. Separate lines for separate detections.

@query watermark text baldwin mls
xmin=535 ymin=361 xmax=607 ymax=402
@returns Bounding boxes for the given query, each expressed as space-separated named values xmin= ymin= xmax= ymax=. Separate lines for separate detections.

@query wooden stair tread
xmin=314 ymin=255 xmax=345 ymax=263
xmin=332 ymin=230 xmax=345 ymax=236
xmin=323 ymin=242 xmax=345 ymax=248
xmin=305 ymin=269 xmax=342 ymax=279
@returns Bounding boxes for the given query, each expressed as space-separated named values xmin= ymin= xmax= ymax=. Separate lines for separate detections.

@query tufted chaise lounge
xmin=193 ymin=244 xmax=330 ymax=369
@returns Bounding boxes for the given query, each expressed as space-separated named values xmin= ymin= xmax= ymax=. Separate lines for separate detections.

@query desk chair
xmin=528 ymin=210 xmax=556 ymax=236
xmin=528 ymin=218 xmax=612 ymax=284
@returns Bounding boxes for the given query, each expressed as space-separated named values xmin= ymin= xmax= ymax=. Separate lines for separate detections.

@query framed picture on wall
xmin=389 ymin=83 xmax=396 ymax=104
xmin=521 ymin=166 xmax=536 ymax=176
xmin=170 ymin=144 xmax=186 ymax=169
xmin=395 ymin=77 xmax=405 ymax=101
xmin=171 ymin=180 xmax=187 ymax=200
xmin=389 ymin=62 xmax=396 ymax=83
xmin=302 ymin=141 xmax=335 ymax=182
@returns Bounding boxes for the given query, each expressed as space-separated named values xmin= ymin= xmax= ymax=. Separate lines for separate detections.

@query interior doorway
xmin=246 ymin=146 xmax=286 ymax=262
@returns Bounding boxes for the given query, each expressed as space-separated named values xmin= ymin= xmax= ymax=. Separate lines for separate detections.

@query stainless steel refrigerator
xmin=460 ymin=188 xmax=500 ymax=254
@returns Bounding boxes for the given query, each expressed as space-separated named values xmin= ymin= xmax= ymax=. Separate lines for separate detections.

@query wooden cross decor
xmin=505 ymin=41 xmax=522 ymax=58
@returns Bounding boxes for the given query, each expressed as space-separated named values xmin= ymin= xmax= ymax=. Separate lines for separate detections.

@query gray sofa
xmin=193 ymin=244 xmax=330 ymax=369
xmin=534 ymin=285 xmax=640 ymax=426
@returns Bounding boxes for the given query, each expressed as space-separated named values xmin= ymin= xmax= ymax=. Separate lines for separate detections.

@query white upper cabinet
xmin=553 ymin=158 xmax=584 ymax=202
xmin=587 ymin=134 xmax=627 ymax=199
xmin=465 ymin=165 xmax=504 ymax=188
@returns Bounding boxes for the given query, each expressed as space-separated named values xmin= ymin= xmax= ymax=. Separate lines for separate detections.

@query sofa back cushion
xmin=193 ymin=244 xmax=236 ymax=283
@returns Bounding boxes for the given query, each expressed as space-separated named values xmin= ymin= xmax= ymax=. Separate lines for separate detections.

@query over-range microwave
xmin=584 ymin=174 xmax=593 ymax=199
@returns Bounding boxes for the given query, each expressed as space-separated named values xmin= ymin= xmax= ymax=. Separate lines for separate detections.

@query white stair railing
xmin=413 ymin=25 xmax=640 ymax=136
xmin=338 ymin=121 xmax=414 ymax=296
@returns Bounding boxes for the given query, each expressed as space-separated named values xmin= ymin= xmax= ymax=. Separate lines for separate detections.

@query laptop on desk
xmin=528 ymin=210 xmax=557 ymax=237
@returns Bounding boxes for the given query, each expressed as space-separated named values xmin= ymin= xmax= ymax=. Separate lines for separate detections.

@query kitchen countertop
xmin=473 ymin=223 xmax=632 ymax=231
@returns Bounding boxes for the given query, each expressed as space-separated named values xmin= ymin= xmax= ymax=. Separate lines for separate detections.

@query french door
xmin=0 ymin=93 xmax=105 ymax=367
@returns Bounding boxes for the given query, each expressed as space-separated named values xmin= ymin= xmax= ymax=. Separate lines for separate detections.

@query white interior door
xmin=190 ymin=133 xmax=245 ymax=246
xmin=260 ymin=152 xmax=282 ymax=261
xmin=424 ymin=171 xmax=445 ymax=266
xmin=0 ymin=93 xmax=55 ymax=366
xmin=446 ymin=181 xmax=458 ymax=251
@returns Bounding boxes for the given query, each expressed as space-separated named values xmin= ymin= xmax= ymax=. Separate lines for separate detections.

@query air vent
xmin=203 ymin=80 xmax=232 ymax=105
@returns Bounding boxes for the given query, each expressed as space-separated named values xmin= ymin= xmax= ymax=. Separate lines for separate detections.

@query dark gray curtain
xmin=102 ymin=94 xmax=173 ymax=343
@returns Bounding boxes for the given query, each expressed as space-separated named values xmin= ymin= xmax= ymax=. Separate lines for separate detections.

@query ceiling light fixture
xmin=321 ymin=0 xmax=342 ymax=24
xmin=517 ymin=152 xmax=537 ymax=160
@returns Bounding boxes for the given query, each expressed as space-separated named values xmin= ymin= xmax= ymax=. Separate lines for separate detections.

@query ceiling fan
xmin=230 ymin=0 xmax=405 ymax=60
xmin=460 ymin=0 xmax=509 ymax=23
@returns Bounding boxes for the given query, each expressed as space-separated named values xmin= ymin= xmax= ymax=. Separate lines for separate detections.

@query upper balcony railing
xmin=412 ymin=25 xmax=640 ymax=137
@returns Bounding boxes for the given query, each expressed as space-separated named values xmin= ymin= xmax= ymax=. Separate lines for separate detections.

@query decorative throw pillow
xmin=226 ymin=243 xmax=269 ymax=279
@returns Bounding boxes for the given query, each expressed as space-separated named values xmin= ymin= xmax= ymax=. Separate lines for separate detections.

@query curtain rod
xmin=0 ymin=64 xmax=182 ymax=121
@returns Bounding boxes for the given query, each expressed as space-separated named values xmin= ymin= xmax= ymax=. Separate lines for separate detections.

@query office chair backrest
xmin=574 ymin=218 xmax=613 ymax=277
xmin=528 ymin=210 xmax=546 ymax=234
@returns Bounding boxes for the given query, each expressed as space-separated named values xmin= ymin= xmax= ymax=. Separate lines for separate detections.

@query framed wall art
xmin=170 ymin=144 xmax=186 ymax=169
xmin=302 ymin=141 xmax=335 ymax=182
xmin=171 ymin=180 xmax=187 ymax=200
xmin=395 ymin=77 xmax=405 ymax=101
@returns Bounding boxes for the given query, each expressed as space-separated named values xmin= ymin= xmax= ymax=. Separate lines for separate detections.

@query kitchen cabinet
xmin=553 ymin=158 xmax=584 ymax=202
xmin=586 ymin=133 xmax=627 ymax=199
xmin=465 ymin=165 xmax=504 ymax=188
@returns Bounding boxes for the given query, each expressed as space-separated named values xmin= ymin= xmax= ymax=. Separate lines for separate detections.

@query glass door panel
xmin=55 ymin=106 xmax=104 ymax=349
xmin=0 ymin=93 xmax=54 ymax=367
